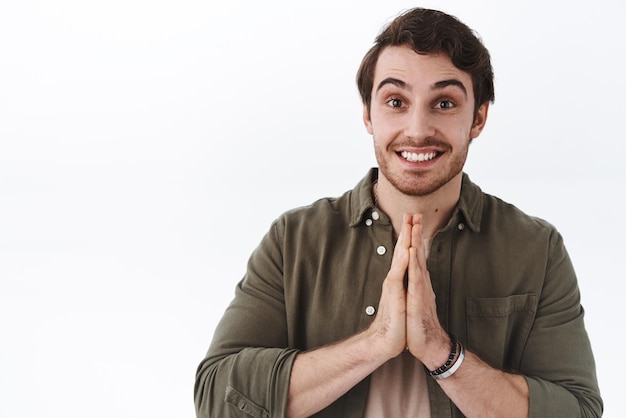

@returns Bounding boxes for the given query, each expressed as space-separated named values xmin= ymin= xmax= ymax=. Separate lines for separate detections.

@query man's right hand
xmin=287 ymin=214 xmax=417 ymax=418
xmin=366 ymin=213 xmax=413 ymax=360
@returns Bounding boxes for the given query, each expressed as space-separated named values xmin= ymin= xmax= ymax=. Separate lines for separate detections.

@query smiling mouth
xmin=399 ymin=150 xmax=439 ymax=162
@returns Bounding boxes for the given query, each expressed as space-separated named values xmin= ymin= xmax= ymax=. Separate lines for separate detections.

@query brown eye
xmin=437 ymin=100 xmax=454 ymax=109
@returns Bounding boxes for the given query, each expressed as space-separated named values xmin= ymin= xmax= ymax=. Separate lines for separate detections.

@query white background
xmin=1 ymin=0 xmax=623 ymax=417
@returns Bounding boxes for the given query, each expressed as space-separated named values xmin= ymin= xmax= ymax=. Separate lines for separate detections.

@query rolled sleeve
xmin=195 ymin=220 xmax=299 ymax=417
xmin=521 ymin=231 xmax=603 ymax=417
xmin=195 ymin=347 xmax=298 ymax=418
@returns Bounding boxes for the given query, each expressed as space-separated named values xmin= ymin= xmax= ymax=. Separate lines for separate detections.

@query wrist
xmin=421 ymin=332 xmax=454 ymax=371
xmin=361 ymin=325 xmax=401 ymax=364
xmin=423 ymin=334 xmax=465 ymax=380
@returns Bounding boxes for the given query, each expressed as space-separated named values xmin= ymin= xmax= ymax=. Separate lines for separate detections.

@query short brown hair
xmin=357 ymin=8 xmax=495 ymax=118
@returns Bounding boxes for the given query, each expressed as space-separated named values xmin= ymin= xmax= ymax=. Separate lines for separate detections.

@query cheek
xmin=458 ymin=127 xmax=469 ymax=139
xmin=369 ymin=114 xmax=399 ymax=137
xmin=455 ymin=117 xmax=477 ymax=140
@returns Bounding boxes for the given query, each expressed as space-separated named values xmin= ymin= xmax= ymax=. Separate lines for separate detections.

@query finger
xmin=407 ymin=246 xmax=423 ymax=293
xmin=408 ymin=228 xmax=432 ymax=295
xmin=397 ymin=213 xmax=412 ymax=250
xmin=388 ymin=213 xmax=412 ymax=278
xmin=410 ymin=213 xmax=423 ymax=250
xmin=415 ymin=226 xmax=429 ymax=269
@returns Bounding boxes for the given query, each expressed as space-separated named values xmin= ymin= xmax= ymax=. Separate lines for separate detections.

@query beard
xmin=374 ymin=138 xmax=469 ymax=197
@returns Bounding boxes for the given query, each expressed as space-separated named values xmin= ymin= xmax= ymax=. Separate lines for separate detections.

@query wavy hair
xmin=357 ymin=8 xmax=495 ymax=119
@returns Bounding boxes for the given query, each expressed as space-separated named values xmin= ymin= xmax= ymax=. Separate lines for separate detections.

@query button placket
xmin=360 ymin=207 xmax=391 ymax=323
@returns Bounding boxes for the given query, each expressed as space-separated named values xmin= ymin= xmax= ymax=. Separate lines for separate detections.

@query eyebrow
xmin=433 ymin=79 xmax=467 ymax=97
xmin=376 ymin=77 xmax=410 ymax=94
xmin=375 ymin=77 xmax=468 ymax=97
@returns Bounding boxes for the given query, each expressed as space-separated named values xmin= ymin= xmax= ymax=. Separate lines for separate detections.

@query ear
xmin=362 ymin=104 xmax=373 ymax=135
xmin=469 ymin=102 xmax=489 ymax=139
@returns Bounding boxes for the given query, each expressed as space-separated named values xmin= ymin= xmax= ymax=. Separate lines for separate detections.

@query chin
xmin=386 ymin=171 xmax=463 ymax=197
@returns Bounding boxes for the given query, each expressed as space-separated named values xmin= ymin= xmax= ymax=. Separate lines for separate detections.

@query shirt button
xmin=458 ymin=223 xmax=465 ymax=231
xmin=376 ymin=245 xmax=386 ymax=255
xmin=371 ymin=211 xmax=380 ymax=221
xmin=365 ymin=219 xmax=373 ymax=226
xmin=365 ymin=306 xmax=376 ymax=316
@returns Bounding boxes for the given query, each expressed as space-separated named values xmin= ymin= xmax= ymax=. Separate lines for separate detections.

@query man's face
xmin=364 ymin=45 xmax=488 ymax=197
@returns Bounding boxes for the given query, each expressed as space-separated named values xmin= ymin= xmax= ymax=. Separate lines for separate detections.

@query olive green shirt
xmin=195 ymin=169 xmax=602 ymax=417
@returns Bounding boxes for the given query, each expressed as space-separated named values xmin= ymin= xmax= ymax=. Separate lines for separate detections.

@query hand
xmin=405 ymin=214 xmax=451 ymax=368
xmin=366 ymin=213 xmax=412 ymax=360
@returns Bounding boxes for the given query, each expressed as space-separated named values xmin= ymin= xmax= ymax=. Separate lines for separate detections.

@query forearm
xmin=437 ymin=349 xmax=528 ymax=418
xmin=195 ymin=347 xmax=298 ymax=418
xmin=286 ymin=329 xmax=389 ymax=418
xmin=286 ymin=218 xmax=413 ymax=418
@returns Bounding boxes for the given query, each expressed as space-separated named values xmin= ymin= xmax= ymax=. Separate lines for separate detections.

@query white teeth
xmin=400 ymin=151 xmax=437 ymax=162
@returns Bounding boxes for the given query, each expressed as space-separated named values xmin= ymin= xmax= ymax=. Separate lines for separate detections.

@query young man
xmin=195 ymin=8 xmax=602 ymax=417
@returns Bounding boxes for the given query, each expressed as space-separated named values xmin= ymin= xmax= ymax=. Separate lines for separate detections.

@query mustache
xmin=392 ymin=137 xmax=450 ymax=149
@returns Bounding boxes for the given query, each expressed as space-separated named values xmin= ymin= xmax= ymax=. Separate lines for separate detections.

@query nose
xmin=403 ymin=107 xmax=435 ymax=140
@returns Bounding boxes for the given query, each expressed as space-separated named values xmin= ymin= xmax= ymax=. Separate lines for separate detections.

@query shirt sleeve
xmin=194 ymin=219 xmax=299 ymax=418
xmin=521 ymin=229 xmax=603 ymax=417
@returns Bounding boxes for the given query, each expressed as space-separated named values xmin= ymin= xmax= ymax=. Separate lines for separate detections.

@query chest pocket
xmin=466 ymin=293 xmax=538 ymax=371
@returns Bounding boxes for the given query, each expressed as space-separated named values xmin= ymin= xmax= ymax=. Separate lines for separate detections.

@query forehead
xmin=373 ymin=45 xmax=474 ymax=96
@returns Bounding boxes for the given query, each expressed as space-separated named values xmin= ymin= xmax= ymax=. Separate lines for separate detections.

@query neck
xmin=374 ymin=173 xmax=463 ymax=239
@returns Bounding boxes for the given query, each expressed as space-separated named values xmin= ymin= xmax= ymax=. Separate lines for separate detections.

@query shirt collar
xmin=349 ymin=168 xmax=379 ymax=227
xmin=349 ymin=168 xmax=484 ymax=232
xmin=452 ymin=173 xmax=483 ymax=233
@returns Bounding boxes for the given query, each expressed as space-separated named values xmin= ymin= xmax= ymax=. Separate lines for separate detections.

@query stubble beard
xmin=374 ymin=140 xmax=469 ymax=197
